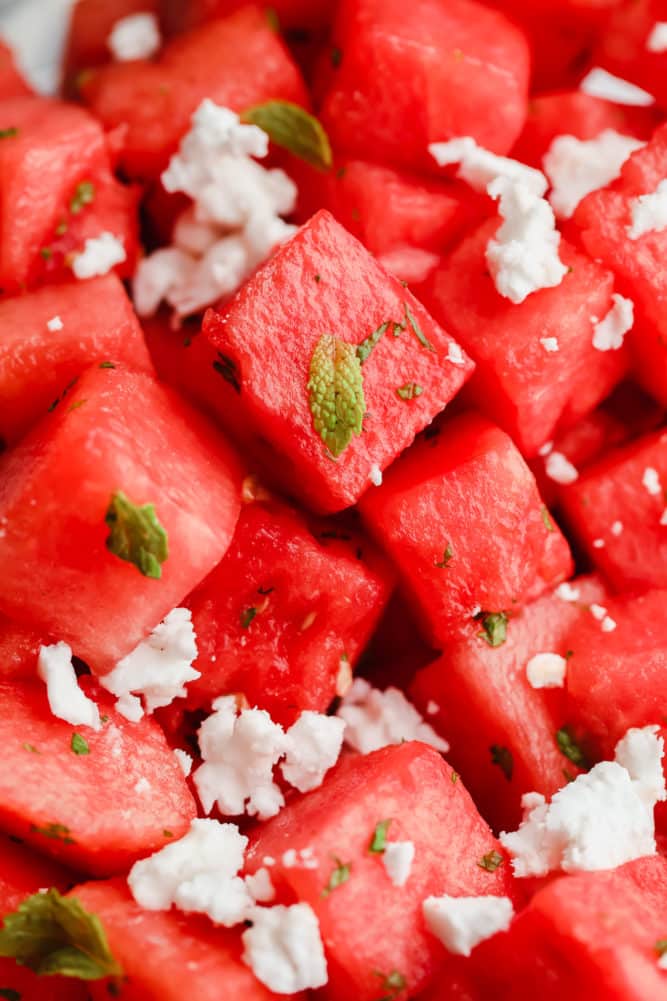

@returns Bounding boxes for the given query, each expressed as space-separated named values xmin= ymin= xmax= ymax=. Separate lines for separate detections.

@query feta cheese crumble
xmin=446 ymin=341 xmax=466 ymax=366
xmin=540 ymin=337 xmax=559 ymax=353
xmin=486 ymin=177 xmax=568 ymax=304
xmin=647 ymin=22 xmax=667 ymax=53
xmin=382 ymin=841 xmax=415 ymax=887
xmin=544 ymin=130 xmax=644 ymax=219
xmin=611 ymin=520 xmax=624 ymax=536
xmin=242 ymin=903 xmax=328 ymax=993
xmin=173 ymin=748 xmax=193 ymax=778
xmin=100 ymin=608 xmax=199 ymax=719
xmin=134 ymin=101 xmax=297 ymax=319
xmin=545 ymin=451 xmax=579 ymax=484
xmin=423 ymin=895 xmax=514 ymax=956
xmin=37 ymin=642 xmax=101 ymax=731
xmin=337 ymin=678 xmax=449 ymax=755
xmin=280 ymin=712 xmax=345 ymax=793
xmin=46 ymin=315 xmax=63 ymax=331
xmin=245 ymin=867 xmax=276 ymax=904
xmin=429 ymin=137 xmax=547 ymax=196
xmin=592 ymin=294 xmax=634 ymax=351
xmin=499 ymin=726 xmax=666 ymax=877
xmin=642 ymin=466 xmax=662 ymax=496
xmin=128 ymin=818 xmax=254 ymax=926
xmin=72 ymin=232 xmax=126 ymax=279
xmin=107 ymin=12 xmax=161 ymax=61
xmin=627 ymin=179 xmax=667 ymax=239
xmin=580 ymin=67 xmax=655 ymax=107
xmin=555 ymin=581 xmax=580 ymax=602
xmin=525 ymin=652 xmax=567 ymax=689
xmin=369 ymin=464 xmax=383 ymax=487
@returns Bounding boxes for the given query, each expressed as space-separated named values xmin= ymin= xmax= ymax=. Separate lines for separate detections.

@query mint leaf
xmin=0 ymin=889 xmax=121 ymax=981
xmin=490 ymin=745 xmax=513 ymax=782
xmin=322 ymin=857 xmax=351 ymax=897
xmin=241 ymin=100 xmax=332 ymax=171
xmin=404 ymin=304 xmax=435 ymax=352
xmin=556 ymin=727 xmax=587 ymax=768
xmin=357 ymin=322 xmax=389 ymax=364
xmin=0 ymin=127 xmax=18 ymax=139
xmin=541 ymin=506 xmax=554 ymax=532
xmin=434 ymin=544 xmax=453 ymax=569
xmin=476 ymin=611 xmax=508 ymax=647
xmin=69 ymin=181 xmax=95 ymax=215
xmin=308 ymin=334 xmax=366 ymax=458
xmin=105 ymin=491 xmax=168 ymax=580
xmin=396 ymin=382 xmax=423 ymax=400
xmin=240 ymin=607 xmax=257 ymax=629
xmin=477 ymin=849 xmax=504 ymax=872
xmin=30 ymin=823 xmax=76 ymax=845
xmin=374 ymin=969 xmax=407 ymax=1000
xmin=70 ymin=734 xmax=89 ymax=756
xmin=369 ymin=819 xmax=391 ymax=854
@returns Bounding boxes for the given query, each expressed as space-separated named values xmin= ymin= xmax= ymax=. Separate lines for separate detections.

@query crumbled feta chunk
xmin=590 ymin=603 xmax=607 ymax=621
xmin=647 ymin=22 xmax=667 ymax=53
xmin=426 ymin=700 xmax=440 ymax=716
xmin=486 ymin=177 xmax=567 ymax=304
xmin=555 ymin=581 xmax=580 ymax=602
xmin=37 ymin=642 xmax=101 ymax=731
xmin=429 ymin=137 xmax=547 ymax=196
xmin=107 ymin=12 xmax=161 ymax=61
xmin=642 ymin=466 xmax=662 ymax=496
xmin=282 ymin=847 xmax=318 ymax=870
xmin=526 ymin=652 xmax=567 ymax=689
xmin=601 ymin=615 xmax=617 ymax=632
xmin=128 ymin=819 xmax=253 ymax=926
xmin=337 ymin=678 xmax=449 ymax=755
xmin=592 ymin=538 xmax=606 ymax=549
xmin=46 ymin=315 xmax=63 ymax=331
xmin=627 ymin=179 xmax=667 ymax=239
xmin=539 ymin=440 xmax=554 ymax=457
xmin=592 ymin=293 xmax=634 ymax=351
xmin=174 ymin=748 xmax=193 ymax=778
xmin=193 ymin=696 xmax=286 ymax=819
xmin=369 ymin=464 xmax=383 ymax=487
xmin=423 ymin=895 xmax=514 ymax=956
xmin=245 ymin=867 xmax=276 ymax=904
xmin=242 ymin=903 xmax=328 ymax=993
xmin=611 ymin=520 xmax=624 ymax=536
xmin=540 ymin=337 xmax=559 ymax=353
xmin=115 ymin=692 xmax=143 ymax=722
xmin=545 ymin=451 xmax=579 ymax=484
xmin=100 ymin=608 xmax=199 ymax=718
xmin=580 ymin=67 xmax=655 ymax=106
xmin=447 ymin=341 xmax=466 ymax=366
xmin=544 ymin=130 xmax=644 ymax=219
xmin=382 ymin=841 xmax=415 ymax=887
xmin=280 ymin=712 xmax=345 ymax=793
xmin=500 ymin=726 xmax=665 ymax=877
xmin=72 ymin=232 xmax=126 ymax=279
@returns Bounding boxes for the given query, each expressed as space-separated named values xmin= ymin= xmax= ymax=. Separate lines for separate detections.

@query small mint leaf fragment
xmin=556 ymin=727 xmax=587 ymax=768
xmin=404 ymin=303 xmax=435 ymax=352
xmin=369 ymin=819 xmax=391 ymax=854
xmin=241 ymin=100 xmax=332 ymax=171
xmin=322 ymin=857 xmax=350 ymax=896
xmin=105 ymin=491 xmax=168 ymax=580
xmin=476 ymin=611 xmax=508 ymax=647
xmin=434 ymin=544 xmax=453 ymax=569
xmin=70 ymin=733 xmax=90 ymax=756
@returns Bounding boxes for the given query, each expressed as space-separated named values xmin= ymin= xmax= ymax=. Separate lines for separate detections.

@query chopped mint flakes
xmin=434 ymin=544 xmax=454 ymax=569
xmin=404 ymin=303 xmax=435 ymax=352
xmin=105 ymin=491 xmax=168 ymax=580
xmin=369 ymin=819 xmax=392 ymax=854
xmin=476 ymin=611 xmax=508 ymax=647
xmin=375 ymin=969 xmax=407 ymax=1000
xmin=556 ymin=727 xmax=588 ymax=769
xmin=490 ymin=744 xmax=514 ymax=782
xmin=70 ymin=733 xmax=90 ymax=756
xmin=477 ymin=849 xmax=504 ymax=872
xmin=322 ymin=858 xmax=351 ymax=896
xmin=357 ymin=322 xmax=390 ymax=364
xmin=69 ymin=181 xmax=95 ymax=215
xmin=396 ymin=382 xmax=423 ymax=400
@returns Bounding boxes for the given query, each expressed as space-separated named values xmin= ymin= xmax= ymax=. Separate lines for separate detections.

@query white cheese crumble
xmin=100 ymin=608 xmax=200 ymax=719
xmin=592 ymin=294 xmax=634 ymax=351
xmin=601 ymin=616 xmax=617 ymax=633
xmin=423 ymin=895 xmax=514 ymax=957
xmin=540 ymin=337 xmax=559 ymax=353
xmin=37 ymin=642 xmax=101 ymax=731
xmin=486 ymin=177 xmax=567 ymax=304
xmin=539 ymin=440 xmax=554 ymax=457
xmin=426 ymin=700 xmax=440 ymax=716
xmin=242 ymin=903 xmax=328 ymax=993
xmin=282 ymin=848 xmax=318 ymax=870
xmin=382 ymin=841 xmax=415 ymax=887
xmin=647 ymin=22 xmax=667 ymax=53
xmin=280 ymin=712 xmax=345 ymax=793
xmin=72 ymin=232 xmax=126 ymax=280
xmin=46 ymin=315 xmax=63 ymax=331
xmin=544 ymin=130 xmax=645 ymax=219
xmin=245 ymin=867 xmax=275 ymax=904
xmin=499 ymin=726 xmax=666 ymax=877
xmin=369 ymin=464 xmax=383 ymax=487
xmin=446 ymin=342 xmax=466 ymax=366
xmin=642 ymin=466 xmax=662 ymax=496
xmin=173 ymin=748 xmax=193 ymax=778
xmin=107 ymin=12 xmax=161 ymax=61
xmin=429 ymin=137 xmax=547 ymax=196
xmin=592 ymin=538 xmax=606 ymax=549
xmin=525 ymin=652 xmax=567 ymax=689
xmin=611 ymin=520 xmax=624 ymax=536
xmin=134 ymin=101 xmax=297 ymax=319
xmin=627 ymin=179 xmax=667 ymax=239
xmin=580 ymin=67 xmax=655 ymax=107
xmin=128 ymin=819 xmax=254 ymax=926
xmin=545 ymin=451 xmax=579 ymax=484
xmin=337 ymin=678 xmax=449 ymax=755
xmin=555 ymin=581 xmax=580 ymax=602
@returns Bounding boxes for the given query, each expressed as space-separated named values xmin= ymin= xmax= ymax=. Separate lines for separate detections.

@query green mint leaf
xmin=476 ymin=611 xmax=508 ymax=647
xmin=556 ymin=727 xmax=587 ymax=768
xmin=404 ymin=304 xmax=435 ymax=352
xmin=308 ymin=334 xmax=365 ymax=458
xmin=212 ymin=352 xmax=241 ymax=393
xmin=477 ymin=850 xmax=504 ymax=873
xmin=374 ymin=969 xmax=407 ymax=1000
xmin=240 ymin=607 xmax=257 ymax=629
xmin=655 ymin=939 xmax=667 ymax=957
xmin=22 ymin=743 xmax=39 ymax=754
xmin=30 ymin=823 xmax=76 ymax=845
xmin=451 ymin=770 xmax=459 ymax=784
xmin=40 ymin=247 xmax=53 ymax=261
xmin=99 ymin=361 xmax=115 ymax=369
xmin=396 ymin=382 xmax=423 ymax=400
xmin=357 ymin=322 xmax=389 ymax=364
xmin=369 ymin=819 xmax=392 ymax=854
xmin=322 ymin=857 xmax=351 ymax=897
xmin=0 ymin=889 xmax=122 ymax=981
xmin=541 ymin=506 xmax=554 ymax=532
xmin=69 ymin=181 xmax=95 ymax=215
xmin=55 ymin=220 xmax=68 ymax=236
xmin=105 ymin=491 xmax=168 ymax=580
xmin=0 ymin=127 xmax=18 ymax=139
xmin=490 ymin=745 xmax=514 ymax=782
xmin=70 ymin=734 xmax=90 ymax=756
xmin=163 ymin=829 xmax=173 ymax=839
xmin=434 ymin=543 xmax=454 ymax=569
xmin=241 ymin=100 xmax=332 ymax=171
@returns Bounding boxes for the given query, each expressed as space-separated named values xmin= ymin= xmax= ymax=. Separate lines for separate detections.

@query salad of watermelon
xmin=0 ymin=1 xmax=666 ymax=999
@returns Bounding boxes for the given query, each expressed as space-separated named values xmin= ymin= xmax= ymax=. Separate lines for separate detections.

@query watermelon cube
xmin=0 ymin=365 xmax=242 ymax=672
xmin=358 ymin=411 xmax=573 ymax=644
xmin=184 ymin=495 xmax=393 ymax=725
xmin=320 ymin=0 xmax=530 ymax=172
xmin=245 ymin=742 xmax=521 ymax=1001
xmin=596 ymin=0 xmax=667 ymax=112
xmin=63 ymin=0 xmax=161 ymax=91
xmin=202 ymin=210 xmax=474 ymax=513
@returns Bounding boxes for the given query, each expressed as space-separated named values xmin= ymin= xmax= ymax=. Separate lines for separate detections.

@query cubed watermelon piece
xmin=73 ymin=878 xmax=292 ymax=1001
xmin=320 ymin=0 xmax=530 ymax=172
xmin=0 ymin=275 xmax=151 ymax=448
xmin=184 ymin=495 xmax=393 ymax=725
xmin=410 ymin=576 xmax=607 ymax=833
xmin=559 ymin=428 xmax=667 ymax=591
xmin=80 ymin=6 xmax=309 ymax=179
xmin=470 ymin=856 xmax=667 ymax=1001
xmin=0 ymin=96 xmax=139 ymax=295
xmin=0 ymin=365 xmax=242 ymax=672
xmin=246 ymin=741 xmax=521 ymax=1001
xmin=573 ymin=122 xmax=667 ymax=405
xmin=0 ymin=678 xmax=195 ymax=874
xmin=357 ymin=412 xmax=573 ymax=644
xmin=0 ymin=40 xmax=31 ymax=98
xmin=64 ymin=0 xmax=161 ymax=91
xmin=421 ymin=222 xmax=630 ymax=458
xmin=596 ymin=0 xmax=667 ymax=111
xmin=202 ymin=211 xmax=474 ymax=513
